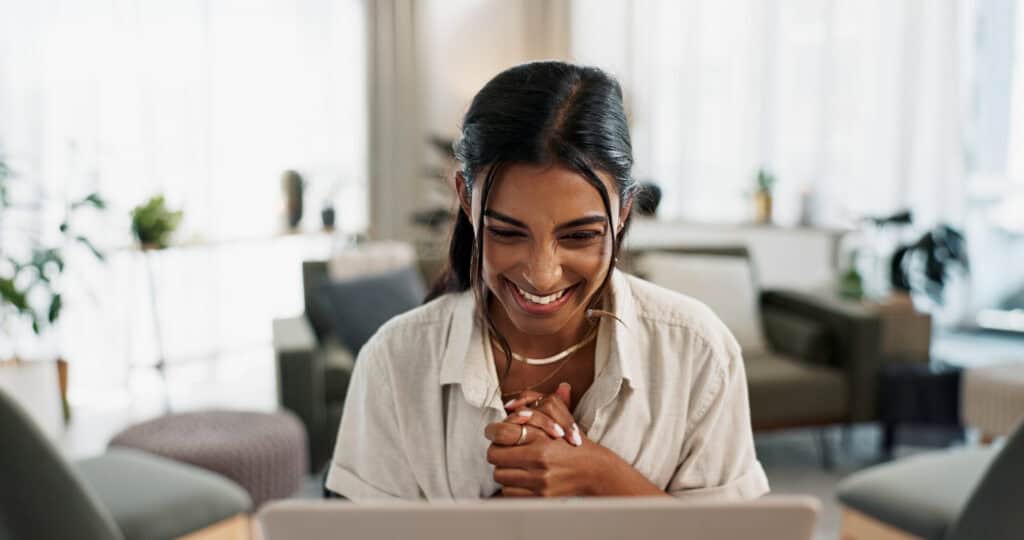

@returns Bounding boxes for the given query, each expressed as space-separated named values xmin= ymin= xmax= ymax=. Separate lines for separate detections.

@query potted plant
xmin=131 ymin=195 xmax=183 ymax=250
xmin=754 ymin=168 xmax=776 ymax=224
xmin=0 ymin=155 xmax=107 ymax=421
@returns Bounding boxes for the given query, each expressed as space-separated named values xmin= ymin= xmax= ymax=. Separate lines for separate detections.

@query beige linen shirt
xmin=326 ymin=270 xmax=769 ymax=501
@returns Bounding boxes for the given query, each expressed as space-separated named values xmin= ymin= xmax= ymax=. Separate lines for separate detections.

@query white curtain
xmin=570 ymin=0 xmax=966 ymax=228
xmin=0 ymin=0 xmax=368 ymax=243
xmin=367 ymin=0 xmax=424 ymax=241
xmin=0 ymin=0 xmax=367 ymax=406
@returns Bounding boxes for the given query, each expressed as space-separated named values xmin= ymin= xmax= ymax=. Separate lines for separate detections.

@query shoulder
xmin=356 ymin=290 xmax=468 ymax=376
xmin=621 ymin=273 xmax=741 ymax=359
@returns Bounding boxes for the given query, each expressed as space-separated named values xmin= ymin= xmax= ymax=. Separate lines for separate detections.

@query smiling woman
xmin=326 ymin=61 xmax=769 ymax=501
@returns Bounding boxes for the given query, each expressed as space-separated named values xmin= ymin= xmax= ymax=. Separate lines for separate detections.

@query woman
xmin=326 ymin=61 xmax=768 ymax=500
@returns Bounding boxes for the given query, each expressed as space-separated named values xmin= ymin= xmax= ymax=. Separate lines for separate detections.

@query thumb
xmin=556 ymin=382 xmax=572 ymax=408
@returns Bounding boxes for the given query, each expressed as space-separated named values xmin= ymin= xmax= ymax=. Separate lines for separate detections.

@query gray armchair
xmin=625 ymin=246 xmax=884 ymax=465
xmin=838 ymin=422 xmax=1024 ymax=539
xmin=0 ymin=387 xmax=251 ymax=540
xmin=274 ymin=257 xmax=437 ymax=473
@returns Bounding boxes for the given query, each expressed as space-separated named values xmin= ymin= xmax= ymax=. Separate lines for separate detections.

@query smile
xmin=505 ymin=278 xmax=579 ymax=315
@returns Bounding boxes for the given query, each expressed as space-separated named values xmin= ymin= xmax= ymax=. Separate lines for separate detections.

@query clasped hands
xmin=484 ymin=382 xmax=604 ymax=497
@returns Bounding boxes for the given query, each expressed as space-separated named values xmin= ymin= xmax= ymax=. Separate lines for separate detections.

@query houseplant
xmin=754 ymin=168 xmax=776 ymax=224
xmin=0 ymin=155 xmax=107 ymax=420
xmin=130 ymin=195 xmax=182 ymax=249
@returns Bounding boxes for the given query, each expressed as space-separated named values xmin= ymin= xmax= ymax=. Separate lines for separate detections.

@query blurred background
xmin=2 ymin=1 xmax=1024 ymax=537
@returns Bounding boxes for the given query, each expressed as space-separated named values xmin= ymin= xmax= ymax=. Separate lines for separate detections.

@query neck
xmin=487 ymin=295 xmax=595 ymax=359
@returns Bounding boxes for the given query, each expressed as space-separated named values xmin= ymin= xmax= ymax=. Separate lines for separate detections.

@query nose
xmin=522 ymin=243 xmax=563 ymax=293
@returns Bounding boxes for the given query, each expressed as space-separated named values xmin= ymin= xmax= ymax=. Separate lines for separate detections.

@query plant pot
xmin=321 ymin=206 xmax=336 ymax=230
xmin=754 ymin=191 xmax=773 ymax=224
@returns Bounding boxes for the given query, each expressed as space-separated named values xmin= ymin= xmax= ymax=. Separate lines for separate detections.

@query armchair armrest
xmin=761 ymin=289 xmax=883 ymax=422
xmin=761 ymin=306 xmax=833 ymax=367
xmin=273 ymin=316 xmax=325 ymax=470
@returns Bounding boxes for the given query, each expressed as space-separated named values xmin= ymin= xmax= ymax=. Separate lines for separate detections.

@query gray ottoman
xmin=110 ymin=410 xmax=308 ymax=507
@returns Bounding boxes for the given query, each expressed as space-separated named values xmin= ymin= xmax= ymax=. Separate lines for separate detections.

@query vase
xmin=754 ymin=191 xmax=773 ymax=224
xmin=282 ymin=170 xmax=305 ymax=230
xmin=321 ymin=206 xmax=336 ymax=230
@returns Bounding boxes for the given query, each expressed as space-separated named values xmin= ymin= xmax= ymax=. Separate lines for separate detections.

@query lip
xmin=505 ymin=278 xmax=579 ymax=316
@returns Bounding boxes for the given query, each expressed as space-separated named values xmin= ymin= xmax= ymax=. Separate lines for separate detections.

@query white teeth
xmin=514 ymin=283 xmax=568 ymax=305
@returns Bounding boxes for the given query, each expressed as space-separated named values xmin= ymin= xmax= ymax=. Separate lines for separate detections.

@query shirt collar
xmin=437 ymin=269 xmax=645 ymax=407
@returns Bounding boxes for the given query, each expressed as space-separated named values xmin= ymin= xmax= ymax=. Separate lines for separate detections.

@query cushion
xmin=76 ymin=448 xmax=251 ymax=540
xmin=634 ymin=252 xmax=768 ymax=354
xmin=837 ymin=446 xmax=996 ymax=539
xmin=744 ymin=352 xmax=848 ymax=425
xmin=315 ymin=266 xmax=426 ymax=354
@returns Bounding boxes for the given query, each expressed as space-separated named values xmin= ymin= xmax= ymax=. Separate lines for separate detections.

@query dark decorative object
xmin=890 ymin=224 xmax=969 ymax=305
xmin=282 ymin=170 xmax=305 ymax=229
xmin=635 ymin=182 xmax=662 ymax=216
xmin=320 ymin=205 xmax=335 ymax=230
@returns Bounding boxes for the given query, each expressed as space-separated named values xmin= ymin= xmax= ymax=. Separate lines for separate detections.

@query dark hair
xmin=635 ymin=181 xmax=662 ymax=216
xmin=426 ymin=61 xmax=637 ymax=379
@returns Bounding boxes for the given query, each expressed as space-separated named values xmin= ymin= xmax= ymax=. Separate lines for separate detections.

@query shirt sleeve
xmin=325 ymin=336 xmax=421 ymax=500
xmin=666 ymin=342 xmax=770 ymax=501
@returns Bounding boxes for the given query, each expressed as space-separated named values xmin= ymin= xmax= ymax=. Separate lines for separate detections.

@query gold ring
xmin=516 ymin=425 xmax=528 ymax=445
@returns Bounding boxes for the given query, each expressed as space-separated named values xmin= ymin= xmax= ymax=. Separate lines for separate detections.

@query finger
xmin=505 ymin=408 xmax=566 ymax=440
xmin=534 ymin=395 xmax=580 ymax=446
xmin=503 ymin=390 xmax=545 ymax=411
xmin=487 ymin=443 xmax=541 ymax=469
xmin=501 ymin=487 xmax=535 ymax=498
xmin=493 ymin=467 xmax=540 ymax=491
xmin=484 ymin=422 xmax=542 ymax=446
xmin=555 ymin=382 xmax=571 ymax=407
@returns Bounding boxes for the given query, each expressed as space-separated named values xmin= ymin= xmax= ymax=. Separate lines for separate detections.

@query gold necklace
xmin=494 ymin=331 xmax=596 ymax=398
xmin=489 ymin=331 xmax=597 ymax=365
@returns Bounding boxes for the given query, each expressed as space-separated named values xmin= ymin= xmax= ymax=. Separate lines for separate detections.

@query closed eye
xmin=562 ymin=230 xmax=604 ymax=242
xmin=486 ymin=227 xmax=525 ymax=240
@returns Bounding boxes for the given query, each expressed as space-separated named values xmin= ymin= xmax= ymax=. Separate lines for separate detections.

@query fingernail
xmin=554 ymin=424 xmax=565 ymax=438
xmin=571 ymin=424 xmax=582 ymax=446
xmin=516 ymin=409 xmax=533 ymax=418
xmin=504 ymin=399 xmax=517 ymax=408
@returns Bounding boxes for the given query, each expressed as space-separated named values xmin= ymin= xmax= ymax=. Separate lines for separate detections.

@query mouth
xmin=504 ymin=277 xmax=580 ymax=316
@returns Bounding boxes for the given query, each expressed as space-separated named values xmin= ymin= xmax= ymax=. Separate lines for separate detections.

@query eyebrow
xmin=483 ymin=209 xmax=607 ymax=231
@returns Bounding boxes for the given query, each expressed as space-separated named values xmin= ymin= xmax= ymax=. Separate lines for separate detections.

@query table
xmin=878 ymin=362 xmax=964 ymax=457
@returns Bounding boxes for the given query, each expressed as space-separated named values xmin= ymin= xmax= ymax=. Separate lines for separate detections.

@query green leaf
xmin=32 ymin=319 xmax=40 ymax=335
xmin=76 ymin=236 xmax=105 ymax=261
xmin=0 ymin=277 xmax=29 ymax=311
xmin=72 ymin=192 xmax=107 ymax=211
xmin=48 ymin=294 xmax=62 ymax=323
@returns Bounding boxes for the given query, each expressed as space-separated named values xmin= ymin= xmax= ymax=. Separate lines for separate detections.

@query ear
xmin=616 ymin=195 xmax=634 ymax=235
xmin=455 ymin=172 xmax=472 ymax=220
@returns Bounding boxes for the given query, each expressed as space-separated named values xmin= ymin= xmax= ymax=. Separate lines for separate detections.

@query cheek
xmin=480 ymin=239 xmax=523 ymax=281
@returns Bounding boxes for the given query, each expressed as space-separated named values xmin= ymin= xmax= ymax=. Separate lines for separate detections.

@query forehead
xmin=483 ymin=163 xmax=619 ymax=220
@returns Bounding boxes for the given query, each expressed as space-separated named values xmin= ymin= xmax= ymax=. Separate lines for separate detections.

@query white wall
xmin=418 ymin=0 xmax=570 ymax=140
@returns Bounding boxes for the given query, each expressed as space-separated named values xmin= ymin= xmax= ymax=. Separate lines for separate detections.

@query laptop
xmin=259 ymin=496 xmax=820 ymax=540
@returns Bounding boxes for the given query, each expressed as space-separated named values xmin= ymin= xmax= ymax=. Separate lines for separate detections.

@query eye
xmin=562 ymin=230 xmax=604 ymax=243
xmin=486 ymin=227 xmax=525 ymax=241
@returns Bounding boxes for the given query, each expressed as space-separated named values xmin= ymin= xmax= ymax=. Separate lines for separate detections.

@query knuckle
xmin=486 ymin=447 xmax=498 ymax=464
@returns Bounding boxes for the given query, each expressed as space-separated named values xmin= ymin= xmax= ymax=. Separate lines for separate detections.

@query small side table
xmin=878 ymin=362 xmax=964 ymax=457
